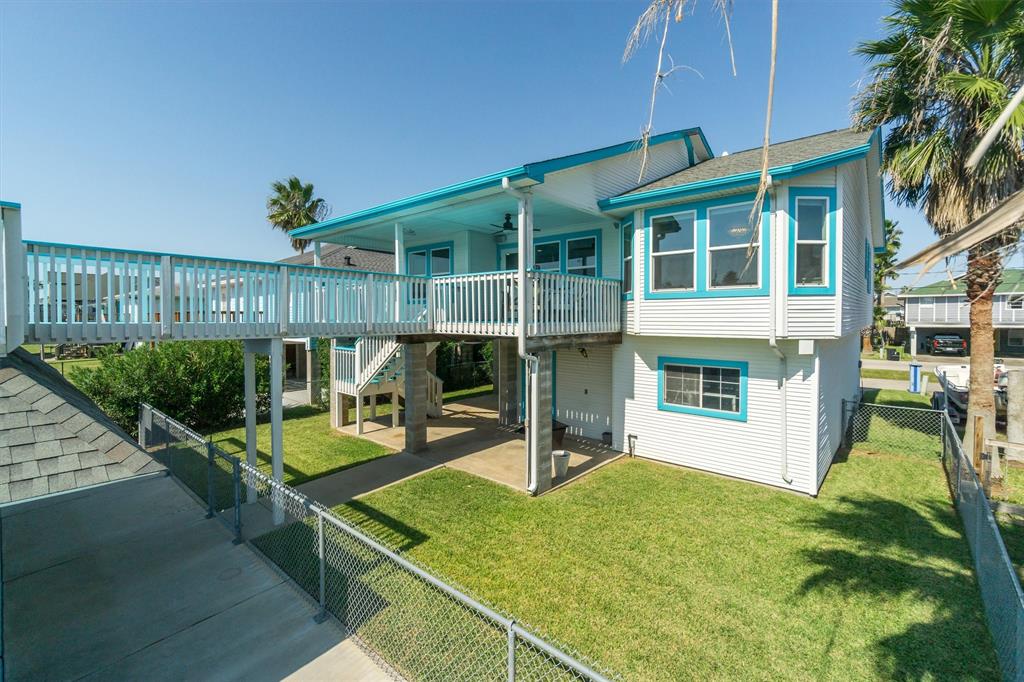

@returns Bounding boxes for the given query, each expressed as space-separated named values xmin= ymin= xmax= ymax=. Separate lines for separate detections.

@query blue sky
xmin=0 ymin=0 xmax=979 ymax=287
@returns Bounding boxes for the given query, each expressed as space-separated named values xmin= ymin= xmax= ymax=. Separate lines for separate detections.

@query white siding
xmin=815 ymin=333 xmax=860 ymax=490
xmin=554 ymin=345 xmax=614 ymax=440
xmin=615 ymin=336 xmax=817 ymax=494
xmin=839 ymin=160 xmax=872 ymax=335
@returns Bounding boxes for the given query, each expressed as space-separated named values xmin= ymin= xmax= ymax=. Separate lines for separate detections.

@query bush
xmin=71 ymin=341 xmax=271 ymax=434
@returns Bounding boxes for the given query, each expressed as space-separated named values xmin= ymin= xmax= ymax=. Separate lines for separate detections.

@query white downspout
xmin=766 ymin=177 xmax=792 ymax=485
xmin=502 ymin=177 xmax=540 ymax=493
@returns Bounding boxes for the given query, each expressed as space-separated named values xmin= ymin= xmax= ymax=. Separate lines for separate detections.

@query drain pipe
xmin=766 ymin=177 xmax=793 ymax=485
xmin=502 ymin=178 xmax=541 ymax=494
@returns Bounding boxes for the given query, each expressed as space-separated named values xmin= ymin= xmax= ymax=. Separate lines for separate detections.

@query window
xmin=622 ymin=224 xmax=633 ymax=295
xmin=793 ymin=197 xmax=828 ymax=286
xmin=567 ymin=236 xmax=597 ymax=277
xmin=919 ymin=296 xmax=935 ymax=308
xmin=1009 ymin=295 xmax=1024 ymax=310
xmin=407 ymin=243 xmax=452 ymax=277
xmin=708 ymin=202 xmax=759 ymax=288
xmin=503 ymin=251 xmax=518 ymax=271
xmin=1010 ymin=331 xmax=1024 ymax=347
xmin=650 ymin=212 xmax=696 ymax=290
xmin=659 ymin=358 xmax=746 ymax=420
xmin=534 ymin=242 xmax=560 ymax=271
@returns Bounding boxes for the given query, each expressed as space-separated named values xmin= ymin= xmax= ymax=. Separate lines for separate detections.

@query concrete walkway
xmin=2 ymin=474 xmax=389 ymax=681
xmin=296 ymin=452 xmax=439 ymax=508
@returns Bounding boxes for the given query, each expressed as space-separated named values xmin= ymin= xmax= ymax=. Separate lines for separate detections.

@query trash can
xmin=909 ymin=362 xmax=922 ymax=394
xmin=552 ymin=420 xmax=568 ymax=450
xmin=887 ymin=348 xmax=901 ymax=362
xmin=552 ymin=450 xmax=570 ymax=478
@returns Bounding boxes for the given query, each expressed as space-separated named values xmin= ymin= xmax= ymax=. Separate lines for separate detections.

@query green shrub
xmin=71 ymin=341 xmax=271 ymax=434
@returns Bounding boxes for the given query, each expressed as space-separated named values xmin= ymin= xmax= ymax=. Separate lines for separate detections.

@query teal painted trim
xmin=293 ymin=127 xmax=703 ymax=241
xmin=495 ymin=228 xmax=603 ymax=277
xmin=643 ymin=193 xmax=771 ymax=300
xmin=599 ymin=142 xmax=871 ymax=211
xmin=657 ymin=356 xmax=747 ymax=422
xmin=406 ymin=240 xmax=455 ymax=277
xmin=787 ymin=187 xmax=837 ymax=296
xmin=621 ymin=217 xmax=634 ymax=301
xmin=0 ymin=200 xmax=21 ymax=209
xmin=21 ymin=239 xmax=420 ymax=279
xmin=682 ymin=135 xmax=695 ymax=167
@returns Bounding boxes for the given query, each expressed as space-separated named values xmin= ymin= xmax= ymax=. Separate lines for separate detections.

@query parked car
xmin=930 ymin=334 xmax=967 ymax=356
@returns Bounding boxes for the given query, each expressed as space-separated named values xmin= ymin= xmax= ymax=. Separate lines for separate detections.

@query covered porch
xmin=342 ymin=388 xmax=623 ymax=493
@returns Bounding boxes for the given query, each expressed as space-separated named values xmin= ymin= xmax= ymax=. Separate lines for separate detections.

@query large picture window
xmin=651 ymin=212 xmax=696 ymax=291
xmin=567 ymin=236 xmax=597 ymax=277
xmin=794 ymin=197 xmax=828 ymax=286
xmin=658 ymin=357 xmax=747 ymax=420
xmin=708 ymin=202 xmax=759 ymax=288
xmin=407 ymin=243 xmax=452 ymax=277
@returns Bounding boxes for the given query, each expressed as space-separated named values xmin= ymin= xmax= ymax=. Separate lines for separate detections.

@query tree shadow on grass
xmin=799 ymin=494 xmax=1001 ymax=680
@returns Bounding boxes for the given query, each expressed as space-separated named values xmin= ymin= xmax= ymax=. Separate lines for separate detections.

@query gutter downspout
xmin=502 ymin=178 xmax=541 ymax=494
xmin=766 ymin=177 xmax=793 ymax=485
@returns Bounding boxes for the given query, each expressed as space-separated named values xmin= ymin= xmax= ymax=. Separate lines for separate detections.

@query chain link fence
xmin=844 ymin=399 xmax=1024 ymax=680
xmin=138 ymin=403 xmax=242 ymax=542
xmin=139 ymin=404 xmax=617 ymax=682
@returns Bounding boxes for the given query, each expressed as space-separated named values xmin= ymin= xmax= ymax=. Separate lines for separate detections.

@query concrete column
xmin=340 ymin=394 xmax=353 ymax=427
xmin=243 ymin=349 xmax=258 ymax=503
xmin=306 ymin=338 xmax=319 ymax=406
xmin=910 ymin=327 xmax=918 ymax=358
xmin=392 ymin=388 xmax=401 ymax=427
xmin=369 ymin=393 xmax=377 ymax=420
xmin=404 ymin=342 xmax=428 ymax=453
xmin=356 ymin=392 xmax=364 ymax=435
xmin=526 ymin=351 xmax=553 ymax=495
xmin=269 ymin=337 xmax=284 ymax=525
xmin=496 ymin=339 xmax=518 ymax=425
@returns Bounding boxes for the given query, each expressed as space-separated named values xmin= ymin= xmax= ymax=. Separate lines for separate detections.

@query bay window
xmin=651 ymin=211 xmax=696 ymax=291
xmin=708 ymin=202 xmax=759 ymax=288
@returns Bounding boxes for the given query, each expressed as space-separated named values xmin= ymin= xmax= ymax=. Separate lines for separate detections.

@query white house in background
xmin=291 ymin=126 xmax=884 ymax=496
xmin=901 ymin=269 xmax=1024 ymax=356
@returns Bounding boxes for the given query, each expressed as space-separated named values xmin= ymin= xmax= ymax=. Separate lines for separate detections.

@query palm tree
xmin=266 ymin=176 xmax=330 ymax=252
xmin=868 ymin=220 xmax=903 ymax=349
xmin=854 ymin=0 xmax=1024 ymax=454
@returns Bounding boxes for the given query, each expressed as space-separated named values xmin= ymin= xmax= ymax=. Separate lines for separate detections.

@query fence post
xmin=138 ymin=404 xmax=146 ymax=449
xmin=507 ymin=621 xmax=516 ymax=682
xmin=162 ymin=414 xmax=172 ymax=471
xmin=841 ymin=400 xmax=850 ymax=449
xmin=205 ymin=441 xmax=216 ymax=519
xmin=232 ymin=457 xmax=242 ymax=544
xmin=315 ymin=510 xmax=328 ymax=623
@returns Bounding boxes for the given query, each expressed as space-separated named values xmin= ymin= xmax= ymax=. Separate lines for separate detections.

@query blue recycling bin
xmin=909 ymin=362 xmax=922 ymax=393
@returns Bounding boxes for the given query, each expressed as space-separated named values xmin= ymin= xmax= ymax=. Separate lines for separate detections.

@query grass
xmin=861 ymin=368 xmax=911 ymax=382
xmin=260 ymin=451 xmax=999 ymax=681
xmin=209 ymin=405 xmax=393 ymax=487
xmin=343 ymin=383 xmax=494 ymax=423
xmin=862 ymin=346 xmax=912 ymax=361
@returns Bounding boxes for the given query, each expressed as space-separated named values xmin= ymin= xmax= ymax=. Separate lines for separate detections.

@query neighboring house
xmin=277 ymin=246 xmax=395 ymax=401
xmin=880 ymin=292 xmax=903 ymax=323
xmin=290 ymin=126 xmax=883 ymax=497
xmin=901 ymin=269 xmax=1024 ymax=356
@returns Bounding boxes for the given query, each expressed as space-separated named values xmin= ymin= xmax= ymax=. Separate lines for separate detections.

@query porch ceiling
xmin=318 ymin=191 xmax=606 ymax=249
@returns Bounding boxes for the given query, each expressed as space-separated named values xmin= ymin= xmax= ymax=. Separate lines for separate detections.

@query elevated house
xmin=0 ymin=125 xmax=882 ymax=498
xmin=901 ymin=269 xmax=1024 ymax=356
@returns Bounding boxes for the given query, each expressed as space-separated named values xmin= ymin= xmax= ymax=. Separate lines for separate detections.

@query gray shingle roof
xmin=621 ymin=128 xmax=873 ymax=196
xmin=0 ymin=349 xmax=163 ymax=503
xmin=278 ymin=244 xmax=394 ymax=273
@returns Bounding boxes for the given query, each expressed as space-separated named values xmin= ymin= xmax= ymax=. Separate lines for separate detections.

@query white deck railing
xmin=19 ymin=241 xmax=621 ymax=345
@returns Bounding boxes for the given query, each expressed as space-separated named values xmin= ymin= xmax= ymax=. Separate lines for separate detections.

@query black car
xmin=929 ymin=334 xmax=967 ymax=356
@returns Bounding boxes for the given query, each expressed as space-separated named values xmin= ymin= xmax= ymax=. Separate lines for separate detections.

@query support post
xmin=526 ymin=350 xmax=553 ymax=495
xmin=329 ymin=340 xmax=340 ymax=429
xmin=392 ymin=388 xmax=401 ymax=427
xmin=507 ymin=621 xmax=516 ymax=682
xmin=306 ymin=337 xmax=319 ymax=406
xmin=315 ymin=511 xmax=328 ymax=623
xmin=404 ymin=342 xmax=427 ymax=453
xmin=232 ymin=458 xmax=242 ymax=544
xmin=369 ymin=393 xmax=377 ymax=420
xmin=1004 ymin=369 xmax=1024 ymax=478
xmin=160 ymin=255 xmax=173 ymax=339
xmin=313 ymin=241 xmax=322 ymax=268
xmin=270 ymin=337 xmax=284 ymax=525
xmin=497 ymin=339 xmax=518 ymax=426
xmin=205 ymin=441 xmax=216 ymax=519
xmin=909 ymin=326 xmax=918 ymax=358
xmin=356 ymin=392 xmax=364 ymax=435
xmin=244 ymin=349 xmax=258 ymax=503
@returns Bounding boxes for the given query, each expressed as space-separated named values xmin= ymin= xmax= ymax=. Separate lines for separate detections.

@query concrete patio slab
xmin=341 ymin=395 xmax=623 ymax=493
xmin=2 ymin=474 xmax=388 ymax=681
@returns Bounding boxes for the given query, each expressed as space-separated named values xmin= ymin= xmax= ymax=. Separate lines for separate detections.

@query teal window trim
xmin=643 ymin=192 xmax=771 ymax=300
xmin=787 ymin=187 xmax=837 ymax=296
xmin=657 ymin=356 xmax=748 ymax=422
xmin=621 ymin=217 xmax=634 ymax=301
xmin=406 ymin=240 xmax=455 ymax=277
xmin=495 ymin=228 xmax=603 ymax=277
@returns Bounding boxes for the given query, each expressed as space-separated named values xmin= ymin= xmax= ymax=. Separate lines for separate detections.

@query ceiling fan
xmin=490 ymin=213 xmax=539 ymax=234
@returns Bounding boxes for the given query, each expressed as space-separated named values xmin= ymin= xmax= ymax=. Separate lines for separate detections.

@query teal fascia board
xmin=0 ymin=200 xmax=21 ymax=209
xmin=787 ymin=187 xmax=837 ymax=296
xmin=292 ymin=127 xmax=705 ymax=241
xmin=599 ymin=141 xmax=872 ymax=212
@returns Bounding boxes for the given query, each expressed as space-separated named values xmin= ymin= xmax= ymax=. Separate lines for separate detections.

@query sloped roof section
xmin=618 ymin=128 xmax=873 ymax=197
xmin=278 ymin=244 xmax=394 ymax=272
xmin=0 ymin=349 xmax=163 ymax=503
xmin=901 ymin=269 xmax=1024 ymax=296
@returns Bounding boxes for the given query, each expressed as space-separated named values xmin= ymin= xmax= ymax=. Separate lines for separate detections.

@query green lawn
xmin=268 ymin=451 xmax=998 ymax=681
xmin=209 ymin=405 xmax=394 ymax=487
xmin=861 ymin=368 xmax=911 ymax=382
